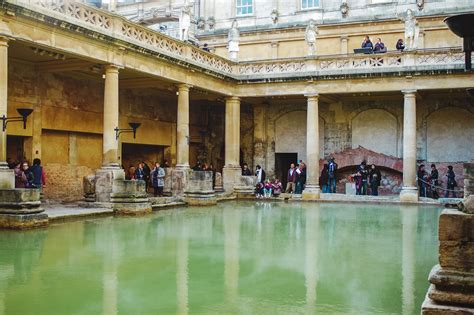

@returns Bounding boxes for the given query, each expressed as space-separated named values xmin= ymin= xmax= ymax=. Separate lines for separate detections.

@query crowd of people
xmin=126 ymin=161 xmax=170 ymax=197
xmin=9 ymin=158 xmax=46 ymax=190
xmin=361 ymin=35 xmax=406 ymax=53
xmin=417 ymin=164 xmax=458 ymax=199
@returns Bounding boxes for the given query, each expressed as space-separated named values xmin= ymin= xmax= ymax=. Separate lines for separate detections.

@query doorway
xmin=275 ymin=153 xmax=298 ymax=188
xmin=7 ymin=136 xmax=26 ymax=165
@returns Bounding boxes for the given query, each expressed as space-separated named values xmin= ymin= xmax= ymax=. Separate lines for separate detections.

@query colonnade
xmin=0 ymin=36 xmax=419 ymax=201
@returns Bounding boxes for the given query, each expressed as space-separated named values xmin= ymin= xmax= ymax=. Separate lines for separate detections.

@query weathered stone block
xmin=184 ymin=171 xmax=216 ymax=206
xmin=0 ymin=169 xmax=14 ymax=189
xmin=83 ymin=175 xmax=96 ymax=202
xmin=427 ymin=265 xmax=474 ymax=307
xmin=110 ymin=180 xmax=151 ymax=215
xmin=439 ymin=241 xmax=474 ymax=271
xmin=223 ymin=166 xmax=242 ymax=192
xmin=439 ymin=210 xmax=474 ymax=242
xmin=95 ymin=168 xmax=125 ymax=202
xmin=0 ymin=189 xmax=42 ymax=214
xmin=400 ymin=187 xmax=419 ymax=203
xmin=171 ymin=167 xmax=190 ymax=196
xmin=214 ymin=172 xmax=224 ymax=192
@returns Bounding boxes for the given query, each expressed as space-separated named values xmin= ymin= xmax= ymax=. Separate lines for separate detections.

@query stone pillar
xmin=0 ymin=36 xmax=13 ymax=189
xmin=102 ymin=65 xmax=120 ymax=168
xmin=302 ymin=94 xmax=321 ymax=200
xmin=223 ymin=97 xmax=242 ymax=192
xmin=94 ymin=65 xmax=125 ymax=203
xmin=176 ymin=84 xmax=191 ymax=169
xmin=172 ymin=84 xmax=192 ymax=197
xmin=253 ymin=104 xmax=266 ymax=171
xmin=400 ymin=90 xmax=418 ymax=202
xmin=340 ymin=36 xmax=349 ymax=54
xmin=270 ymin=41 xmax=279 ymax=59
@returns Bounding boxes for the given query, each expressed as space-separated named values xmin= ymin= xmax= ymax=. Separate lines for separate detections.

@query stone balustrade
xmin=4 ymin=0 xmax=466 ymax=81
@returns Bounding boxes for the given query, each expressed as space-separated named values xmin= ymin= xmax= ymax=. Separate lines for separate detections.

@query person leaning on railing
xmin=361 ymin=35 xmax=374 ymax=50
xmin=373 ymin=37 xmax=387 ymax=53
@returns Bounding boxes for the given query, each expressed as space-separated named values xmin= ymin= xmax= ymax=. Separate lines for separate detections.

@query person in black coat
xmin=361 ymin=35 xmax=374 ymax=50
xmin=369 ymin=164 xmax=382 ymax=196
xmin=430 ymin=164 xmax=439 ymax=199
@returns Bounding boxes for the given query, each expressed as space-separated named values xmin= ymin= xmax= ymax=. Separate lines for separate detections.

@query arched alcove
xmin=274 ymin=111 xmax=325 ymax=162
xmin=427 ymin=107 xmax=474 ymax=162
xmin=351 ymin=109 xmax=398 ymax=157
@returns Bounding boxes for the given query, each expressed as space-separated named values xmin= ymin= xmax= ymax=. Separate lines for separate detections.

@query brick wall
xmin=43 ymin=164 xmax=94 ymax=202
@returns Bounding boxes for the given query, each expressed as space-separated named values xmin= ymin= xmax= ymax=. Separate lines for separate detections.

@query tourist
xmin=255 ymin=165 xmax=266 ymax=183
xmin=263 ymin=179 xmax=273 ymax=198
xmin=127 ymin=165 xmax=136 ymax=180
xmin=417 ymin=164 xmax=428 ymax=197
xmin=285 ymin=163 xmax=297 ymax=193
xmin=361 ymin=35 xmax=373 ymax=50
xmin=255 ymin=181 xmax=264 ymax=198
xmin=320 ymin=163 xmax=329 ymax=193
xmin=162 ymin=160 xmax=170 ymax=168
xmin=374 ymin=37 xmax=386 ymax=53
xmin=444 ymin=165 xmax=457 ymax=198
xmin=22 ymin=161 xmax=34 ymax=188
xmin=192 ymin=161 xmax=203 ymax=171
xmin=328 ymin=158 xmax=338 ymax=193
xmin=29 ymin=158 xmax=46 ymax=190
xmin=135 ymin=163 xmax=146 ymax=182
xmin=142 ymin=161 xmax=151 ymax=192
xmin=396 ymin=38 xmax=405 ymax=51
xmin=272 ymin=179 xmax=282 ymax=197
xmin=294 ymin=164 xmax=304 ymax=194
xmin=14 ymin=161 xmax=27 ymax=188
xmin=151 ymin=162 xmax=165 ymax=197
xmin=430 ymin=164 xmax=439 ymax=199
xmin=242 ymin=163 xmax=252 ymax=176
xmin=206 ymin=163 xmax=216 ymax=189
xmin=300 ymin=162 xmax=307 ymax=188
xmin=355 ymin=161 xmax=369 ymax=195
xmin=369 ymin=164 xmax=381 ymax=196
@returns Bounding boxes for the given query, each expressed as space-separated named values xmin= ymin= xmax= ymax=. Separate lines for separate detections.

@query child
xmin=263 ymin=180 xmax=273 ymax=198
xmin=272 ymin=179 xmax=282 ymax=197
xmin=255 ymin=182 xmax=264 ymax=198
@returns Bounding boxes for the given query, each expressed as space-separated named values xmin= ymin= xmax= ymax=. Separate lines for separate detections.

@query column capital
xmin=0 ymin=35 xmax=11 ymax=47
xmin=225 ymin=96 xmax=240 ymax=102
xmin=340 ymin=35 xmax=349 ymax=41
xmin=304 ymin=93 xmax=319 ymax=100
xmin=177 ymin=83 xmax=192 ymax=92
xmin=104 ymin=64 xmax=121 ymax=74
xmin=402 ymin=89 xmax=417 ymax=97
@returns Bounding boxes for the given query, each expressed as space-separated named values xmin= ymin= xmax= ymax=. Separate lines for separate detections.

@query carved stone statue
xmin=340 ymin=0 xmax=349 ymax=18
xmin=179 ymin=2 xmax=192 ymax=41
xmin=305 ymin=19 xmax=318 ymax=56
xmin=401 ymin=9 xmax=419 ymax=50
xmin=228 ymin=20 xmax=240 ymax=61
xmin=417 ymin=0 xmax=424 ymax=10
xmin=270 ymin=9 xmax=279 ymax=24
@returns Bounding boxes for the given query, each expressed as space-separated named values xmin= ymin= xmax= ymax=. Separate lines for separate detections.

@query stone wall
xmin=43 ymin=164 xmax=94 ymax=201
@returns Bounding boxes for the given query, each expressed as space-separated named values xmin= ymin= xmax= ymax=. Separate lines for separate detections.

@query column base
xmin=94 ymin=167 xmax=125 ymax=203
xmin=400 ymin=186 xmax=419 ymax=202
xmin=171 ymin=167 xmax=190 ymax=197
xmin=0 ymin=167 xmax=14 ymax=189
xmin=223 ymin=165 xmax=242 ymax=193
xmin=0 ymin=189 xmax=47 ymax=230
xmin=302 ymin=185 xmax=321 ymax=201
xmin=184 ymin=171 xmax=216 ymax=206
xmin=111 ymin=180 xmax=151 ymax=216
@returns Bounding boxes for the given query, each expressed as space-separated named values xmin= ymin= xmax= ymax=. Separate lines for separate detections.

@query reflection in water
xmin=224 ymin=208 xmax=241 ymax=308
xmin=305 ymin=207 xmax=320 ymax=314
xmin=401 ymin=206 xmax=418 ymax=315
xmin=176 ymin=217 xmax=189 ymax=315
xmin=102 ymin=223 xmax=118 ymax=315
xmin=0 ymin=202 xmax=440 ymax=315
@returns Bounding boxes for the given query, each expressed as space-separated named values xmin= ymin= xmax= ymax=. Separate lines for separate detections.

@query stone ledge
xmin=422 ymin=289 xmax=474 ymax=315
xmin=0 ymin=213 xmax=48 ymax=229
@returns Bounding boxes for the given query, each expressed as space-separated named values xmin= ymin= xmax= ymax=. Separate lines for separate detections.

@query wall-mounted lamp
xmin=444 ymin=14 xmax=474 ymax=71
xmin=1 ymin=108 xmax=34 ymax=132
xmin=114 ymin=122 xmax=141 ymax=140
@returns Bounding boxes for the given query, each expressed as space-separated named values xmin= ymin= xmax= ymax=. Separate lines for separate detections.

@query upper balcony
xmin=0 ymin=0 xmax=467 ymax=83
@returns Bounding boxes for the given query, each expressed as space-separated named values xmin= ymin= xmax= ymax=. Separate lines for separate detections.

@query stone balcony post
xmin=0 ymin=36 xmax=13 ymax=188
xmin=223 ymin=96 xmax=241 ymax=192
xmin=302 ymin=93 xmax=321 ymax=200
xmin=400 ymin=90 xmax=418 ymax=202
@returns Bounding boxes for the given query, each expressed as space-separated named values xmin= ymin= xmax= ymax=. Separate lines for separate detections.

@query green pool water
xmin=0 ymin=201 xmax=441 ymax=315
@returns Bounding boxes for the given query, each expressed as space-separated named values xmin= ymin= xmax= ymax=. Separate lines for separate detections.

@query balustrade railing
xmin=6 ymin=0 xmax=466 ymax=79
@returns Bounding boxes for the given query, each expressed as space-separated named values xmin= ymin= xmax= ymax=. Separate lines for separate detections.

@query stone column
xmin=223 ymin=97 xmax=242 ymax=192
xmin=176 ymin=84 xmax=191 ymax=169
xmin=253 ymin=104 xmax=266 ymax=171
xmin=172 ymin=84 xmax=192 ymax=196
xmin=0 ymin=36 xmax=13 ymax=188
xmin=95 ymin=65 xmax=125 ymax=203
xmin=400 ymin=90 xmax=418 ymax=202
xmin=302 ymin=94 xmax=321 ymax=200
xmin=102 ymin=65 xmax=120 ymax=168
